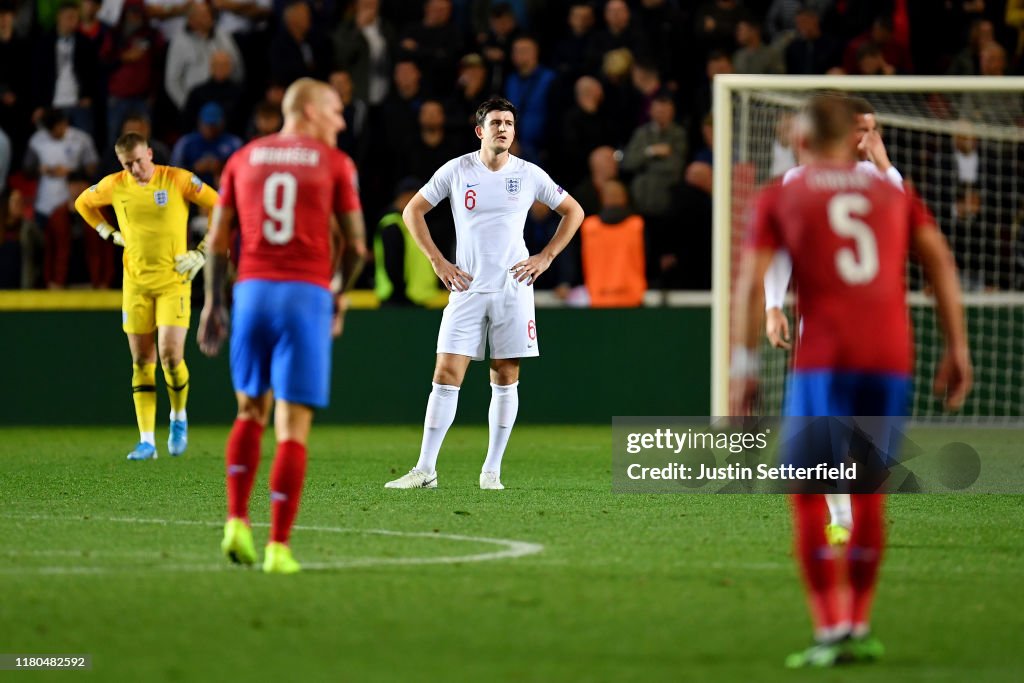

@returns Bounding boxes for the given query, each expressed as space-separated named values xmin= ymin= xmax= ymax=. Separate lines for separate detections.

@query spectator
xmin=100 ymin=111 xmax=171 ymax=175
xmin=733 ymin=12 xmax=784 ymax=74
xmin=43 ymin=173 xmax=114 ymax=289
xmin=213 ymin=0 xmax=272 ymax=84
xmin=332 ymin=0 xmax=397 ymax=106
xmin=170 ymin=102 xmax=243 ymax=188
xmin=32 ymin=1 xmax=99 ymax=137
xmin=165 ymin=2 xmax=244 ymax=112
xmin=145 ymin=0 xmax=192 ymax=42
xmin=478 ymin=2 xmax=520 ymax=94
xmin=842 ymin=15 xmax=913 ymax=75
xmin=101 ymin=0 xmax=164 ymax=146
xmin=784 ymin=7 xmax=842 ymax=74
xmin=0 ymin=2 xmax=30 ymax=161
xmin=0 ymin=187 xmax=32 ymax=288
xmin=444 ymin=52 xmax=489 ymax=149
xmin=688 ymin=50 xmax=732 ymax=153
xmin=622 ymin=92 xmax=684 ymax=287
xmin=947 ymin=19 xmax=995 ymax=74
xmin=959 ymin=42 xmax=1022 ymax=123
xmin=571 ymin=145 xmax=619 ymax=218
xmin=504 ymin=34 xmax=555 ymax=161
xmin=380 ymin=55 xmax=424 ymax=156
xmin=764 ymin=0 xmax=830 ymax=43
xmin=399 ymin=0 xmax=463 ymax=96
xmin=599 ymin=47 xmax=638 ymax=147
xmin=845 ymin=41 xmax=896 ymax=75
xmin=374 ymin=176 xmax=439 ymax=307
xmin=183 ymin=49 xmax=246 ymax=135
xmin=558 ymin=76 xmax=614 ymax=190
xmin=633 ymin=0 xmax=690 ymax=89
xmin=269 ymin=0 xmax=333 ymax=85
xmin=589 ymin=0 xmax=643 ymax=67
xmin=581 ymin=179 xmax=646 ymax=308
xmin=247 ymin=100 xmax=283 ymax=139
xmin=328 ymin=70 xmax=369 ymax=167
xmin=22 ymin=108 xmax=99 ymax=287
xmin=693 ymin=0 xmax=743 ymax=57
xmin=630 ymin=59 xmax=664 ymax=127
xmin=551 ymin=2 xmax=596 ymax=82
xmin=407 ymin=99 xmax=459 ymax=182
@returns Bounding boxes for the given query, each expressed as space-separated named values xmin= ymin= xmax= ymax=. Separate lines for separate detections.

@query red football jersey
xmin=748 ymin=162 xmax=935 ymax=374
xmin=218 ymin=134 xmax=361 ymax=290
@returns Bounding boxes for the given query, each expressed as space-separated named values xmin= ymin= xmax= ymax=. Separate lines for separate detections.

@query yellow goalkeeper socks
xmin=163 ymin=360 xmax=190 ymax=418
xmin=132 ymin=363 xmax=157 ymax=442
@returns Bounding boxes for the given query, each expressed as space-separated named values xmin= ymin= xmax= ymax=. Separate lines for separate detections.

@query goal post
xmin=711 ymin=74 xmax=1024 ymax=419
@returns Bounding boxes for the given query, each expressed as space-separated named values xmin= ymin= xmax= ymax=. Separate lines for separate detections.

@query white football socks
xmin=825 ymin=493 xmax=853 ymax=530
xmin=482 ymin=382 xmax=519 ymax=476
xmin=415 ymin=382 xmax=460 ymax=475
xmin=140 ymin=431 xmax=155 ymax=446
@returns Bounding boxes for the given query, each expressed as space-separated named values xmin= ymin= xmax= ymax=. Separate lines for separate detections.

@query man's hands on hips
xmin=432 ymin=257 xmax=473 ymax=292
xmin=510 ymin=252 xmax=554 ymax=285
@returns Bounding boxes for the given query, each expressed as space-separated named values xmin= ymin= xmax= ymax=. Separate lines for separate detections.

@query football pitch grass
xmin=1 ymin=425 xmax=1021 ymax=682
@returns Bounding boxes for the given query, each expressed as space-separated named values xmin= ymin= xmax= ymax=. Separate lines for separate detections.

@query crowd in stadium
xmin=1 ymin=0 xmax=1023 ymax=296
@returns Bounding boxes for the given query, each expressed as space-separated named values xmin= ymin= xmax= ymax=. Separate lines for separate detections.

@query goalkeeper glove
xmin=174 ymin=247 xmax=207 ymax=281
xmin=96 ymin=222 xmax=125 ymax=246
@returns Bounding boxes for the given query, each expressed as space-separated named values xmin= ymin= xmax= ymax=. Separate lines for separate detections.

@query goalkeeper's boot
xmin=785 ymin=641 xmax=846 ymax=669
xmin=385 ymin=468 xmax=438 ymax=489
xmin=825 ymin=523 xmax=851 ymax=546
xmin=221 ymin=518 xmax=256 ymax=566
xmin=168 ymin=419 xmax=188 ymax=456
xmin=127 ymin=442 xmax=157 ymax=461
xmin=263 ymin=542 xmax=301 ymax=574
xmin=844 ymin=633 xmax=885 ymax=663
xmin=480 ymin=471 xmax=505 ymax=490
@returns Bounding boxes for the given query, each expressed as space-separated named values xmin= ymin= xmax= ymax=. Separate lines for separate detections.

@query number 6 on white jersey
xmin=263 ymin=172 xmax=297 ymax=244
xmin=828 ymin=193 xmax=878 ymax=284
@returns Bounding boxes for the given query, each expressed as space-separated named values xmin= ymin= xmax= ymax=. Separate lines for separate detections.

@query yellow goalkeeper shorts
xmin=122 ymin=281 xmax=191 ymax=334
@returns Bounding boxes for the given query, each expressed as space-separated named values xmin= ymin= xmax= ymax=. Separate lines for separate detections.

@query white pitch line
xmin=0 ymin=514 xmax=545 ymax=575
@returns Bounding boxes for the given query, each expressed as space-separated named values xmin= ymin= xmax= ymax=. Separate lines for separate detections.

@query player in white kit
xmin=763 ymin=96 xmax=905 ymax=545
xmin=385 ymin=97 xmax=584 ymax=490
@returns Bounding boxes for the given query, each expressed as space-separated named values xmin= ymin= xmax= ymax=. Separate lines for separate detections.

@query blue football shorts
xmin=778 ymin=370 xmax=912 ymax=491
xmin=230 ymin=279 xmax=333 ymax=408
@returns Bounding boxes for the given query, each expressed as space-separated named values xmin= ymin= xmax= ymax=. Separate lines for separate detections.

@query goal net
xmin=711 ymin=75 xmax=1024 ymax=421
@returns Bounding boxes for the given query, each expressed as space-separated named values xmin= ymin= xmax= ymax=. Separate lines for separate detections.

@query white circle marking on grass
xmin=0 ymin=514 xmax=545 ymax=575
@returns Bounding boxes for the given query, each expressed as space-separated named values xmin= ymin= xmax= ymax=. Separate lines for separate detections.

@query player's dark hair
xmin=490 ymin=2 xmax=514 ymax=19
xmin=847 ymin=96 xmax=875 ymax=116
xmin=475 ymin=97 xmax=517 ymax=128
xmin=115 ymin=132 xmax=149 ymax=155
xmin=802 ymin=93 xmax=856 ymax=150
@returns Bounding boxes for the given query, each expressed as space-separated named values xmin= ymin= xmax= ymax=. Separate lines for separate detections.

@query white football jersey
xmin=420 ymin=152 xmax=568 ymax=293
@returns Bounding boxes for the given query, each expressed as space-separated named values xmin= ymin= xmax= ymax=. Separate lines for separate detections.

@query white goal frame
xmin=711 ymin=74 xmax=1024 ymax=417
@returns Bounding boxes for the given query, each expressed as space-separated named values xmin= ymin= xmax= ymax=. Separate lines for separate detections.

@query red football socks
xmin=269 ymin=440 xmax=308 ymax=544
xmin=226 ymin=418 xmax=264 ymax=521
xmin=849 ymin=494 xmax=885 ymax=632
xmin=792 ymin=494 xmax=843 ymax=638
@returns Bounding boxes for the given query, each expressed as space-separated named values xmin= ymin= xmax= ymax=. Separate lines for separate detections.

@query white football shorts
xmin=436 ymin=276 xmax=539 ymax=360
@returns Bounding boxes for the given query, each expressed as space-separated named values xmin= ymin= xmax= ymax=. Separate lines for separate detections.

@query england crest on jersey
xmin=153 ymin=190 xmax=168 ymax=206
xmin=505 ymin=177 xmax=521 ymax=195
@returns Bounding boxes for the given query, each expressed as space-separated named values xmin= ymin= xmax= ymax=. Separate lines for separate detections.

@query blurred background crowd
xmin=1 ymin=0 xmax=1023 ymax=302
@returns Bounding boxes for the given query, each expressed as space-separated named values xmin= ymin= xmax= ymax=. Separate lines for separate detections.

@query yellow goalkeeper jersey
xmin=76 ymin=166 xmax=219 ymax=291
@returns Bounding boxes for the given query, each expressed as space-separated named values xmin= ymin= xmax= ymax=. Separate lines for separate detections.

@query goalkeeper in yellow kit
xmin=75 ymin=132 xmax=219 ymax=460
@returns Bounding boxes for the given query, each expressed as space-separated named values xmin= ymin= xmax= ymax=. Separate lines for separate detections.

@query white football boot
xmin=479 ymin=471 xmax=504 ymax=490
xmin=385 ymin=468 xmax=438 ymax=489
